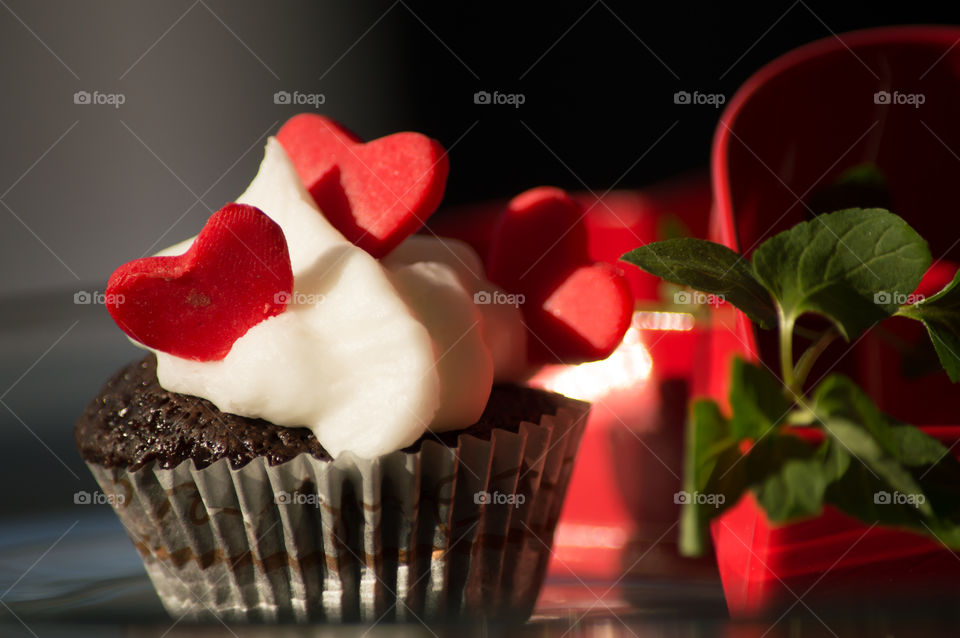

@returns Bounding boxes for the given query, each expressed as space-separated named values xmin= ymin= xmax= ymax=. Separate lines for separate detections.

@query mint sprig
xmin=621 ymin=207 xmax=960 ymax=556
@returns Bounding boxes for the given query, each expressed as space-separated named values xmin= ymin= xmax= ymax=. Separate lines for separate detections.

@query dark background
xmin=2 ymin=0 xmax=960 ymax=517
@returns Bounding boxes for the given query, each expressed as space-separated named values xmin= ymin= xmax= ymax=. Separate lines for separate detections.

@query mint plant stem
xmin=778 ymin=308 xmax=797 ymax=396
xmin=793 ymin=328 xmax=839 ymax=392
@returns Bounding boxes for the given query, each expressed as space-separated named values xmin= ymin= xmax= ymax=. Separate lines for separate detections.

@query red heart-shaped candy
xmin=277 ymin=114 xmax=449 ymax=257
xmin=106 ymin=203 xmax=293 ymax=361
xmin=487 ymin=187 xmax=633 ymax=364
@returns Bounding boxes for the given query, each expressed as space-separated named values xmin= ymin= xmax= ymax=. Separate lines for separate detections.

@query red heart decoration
xmin=487 ymin=186 xmax=633 ymax=364
xmin=277 ymin=113 xmax=449 ymax=257
xmin=106 ymin=203 xmax=293 ymax=361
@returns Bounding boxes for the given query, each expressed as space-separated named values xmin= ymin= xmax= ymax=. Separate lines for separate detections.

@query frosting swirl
xmin=147 ymin=138 xmax=525 ymax=458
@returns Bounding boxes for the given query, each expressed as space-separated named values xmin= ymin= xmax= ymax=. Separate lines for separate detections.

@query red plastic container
xmin=709 ymin=26 xmax=960 ymax=616
xmin=711 ymin=426 xmax=960 ymax=616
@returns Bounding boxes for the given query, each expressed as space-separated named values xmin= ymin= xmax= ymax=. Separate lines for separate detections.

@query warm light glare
xmin=633 ymin=310 xmax=695 ymax=331
xmin=533 ymin=311 xmax=694 ymax=401
xmin=554 ymin=523 xmax=629 ymax=549
xmin=536 ymin=323 xmax=653 ymax=401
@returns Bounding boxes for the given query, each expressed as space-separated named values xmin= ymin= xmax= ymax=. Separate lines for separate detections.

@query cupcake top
xmin=74 ymin=355 xmax=574 ymax=470
xmin=103 ymin=115 xmax=632 ymax=459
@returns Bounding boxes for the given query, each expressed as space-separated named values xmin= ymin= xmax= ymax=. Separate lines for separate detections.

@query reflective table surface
xmin=2 ymin=509 xmax=959 ymax=638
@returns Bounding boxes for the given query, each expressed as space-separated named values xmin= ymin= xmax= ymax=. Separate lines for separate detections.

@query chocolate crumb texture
xmin=75 ymin=355 xmax=572 ymax=471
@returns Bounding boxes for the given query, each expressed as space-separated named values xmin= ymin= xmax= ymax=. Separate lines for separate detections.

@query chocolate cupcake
xmin=77 ymin=355 xmax=587 ymax=622
xmin=77 ymin=115 xmax=628 ymax=622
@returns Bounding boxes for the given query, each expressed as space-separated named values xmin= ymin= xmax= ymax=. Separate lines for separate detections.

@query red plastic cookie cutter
xmin=709 ymin=26 xmax=960 ymax=616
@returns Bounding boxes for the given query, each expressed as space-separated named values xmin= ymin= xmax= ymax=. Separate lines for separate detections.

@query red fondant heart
xmin=277 ymin=113 xmax=449 ymax=257
xmin=487 ymin=186 xmax=633 ymax=364
xmin=106 ymin=203 xmax=293 ymax=361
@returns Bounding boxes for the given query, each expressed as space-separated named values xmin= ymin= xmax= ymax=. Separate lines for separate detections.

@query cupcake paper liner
xmin=85 ymin=398 xmax=588 ymax=623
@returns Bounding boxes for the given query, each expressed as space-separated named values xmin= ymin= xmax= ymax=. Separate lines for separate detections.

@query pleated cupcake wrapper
xmin=85 ymin=399 xmax=588 ymax=623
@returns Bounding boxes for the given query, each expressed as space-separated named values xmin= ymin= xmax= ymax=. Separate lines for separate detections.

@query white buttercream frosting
xmin=145 ymin=138 xmax=526 ymax=459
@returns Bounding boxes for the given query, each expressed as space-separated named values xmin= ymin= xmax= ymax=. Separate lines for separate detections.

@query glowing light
xmin=633 ymin=310 xmax=695 ymax=331
xmin=554 ymin=522 xmax=629 ymax=549
xmin=532 ymin=311 xmax=694 ymax=401
xmin=535 ymin=323 xmax=653 ymax=401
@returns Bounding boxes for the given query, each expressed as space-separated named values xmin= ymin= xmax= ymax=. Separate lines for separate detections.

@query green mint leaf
xmin=823 ymin=438 xmax=960 ymax=546
xmin=755 ymin=457 xmax=828 ymax=521
xmin=818 ymin=436 xmax=853 ymax=482
xmin=742 ymin=434 xmax=850 ymax=524
xmin=812 ymin=374 xmax=899 ymax=457
xmin=809 ymin=377 xmax=960 ymax=543
xmin=898 ymin=271 xmax=960 ymax=381
xmin=908 ymin=447 xmax=960 ymax=527
xmin=679 ymin=400 xmax=745 ymax=557
xmin=819 ymin=418 xmax=933 ymax=517
xmin=680 ymin=400 xmax=727 ymax=557
xmin=752 ymin=208 xmax=930 ymax=339
xmin=686 ymin=399 xmax=731 ymax=492
xmin=826 ymin=458 xmax=932 ymax=531
xmin=890 ymin=425 xmax=953 ymax=467
xmin=749 ymin=436 xmax=833 ymax=522
xmin=812 ymin=375 xmax=932 ymax=513
xmin=729 ymin=358 xmax=791 ymax=440
xmin=621 ymin=238 xmax=777 ymax=329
